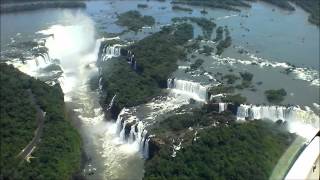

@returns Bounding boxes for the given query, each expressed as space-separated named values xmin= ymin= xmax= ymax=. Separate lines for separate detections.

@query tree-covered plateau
xmin=0 ymin=63 xmax=81 ymax=180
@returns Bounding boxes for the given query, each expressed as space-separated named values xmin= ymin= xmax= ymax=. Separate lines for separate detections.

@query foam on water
xmin=216 ymin=14 xmax=239 ymax=20
xmin=211 ymin=54 xmax=319 ymax=86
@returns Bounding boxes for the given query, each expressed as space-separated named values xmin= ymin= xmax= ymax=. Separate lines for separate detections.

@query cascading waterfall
xmin=98 ymin=77 xmax=103 ymax=91
xmin=235 ymin=105 xmax=318 ymax=123
xmin=106 ymin=94 xmax=117 ymax=111
xmin=236 ymin=104 xmax=320 ymax=140
xmin=167 ymin=78 xmax=209 ymax=102
xmin=127 ymin=50 xmax=137 ymax=70
xmin=219 ymin=103 xmax=228 ymax=113
xmin=115 ymin=108 xmax=150 ymax=159
xmin=35 ymin=52 xmax=51 ymax=67
xmin=100 ymin=44 xmax=121 ymax=62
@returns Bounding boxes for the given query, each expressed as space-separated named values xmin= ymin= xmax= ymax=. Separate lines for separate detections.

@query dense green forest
xmin=1 ymin=0 xmax=82 ymax=3
xmin=0 ymin=64 xmax=81 ymax=179
xmin=172 ymin=17 xmax=216 ymax=39
xmin=116 ymin=10 xmax=155 ymax=32
xmin=0 ymin=0 xmax=86 ymax=13
xmin=145 ymin=104 xmax=295 ymax=180
xmin=100 ymin=23 xmax=193 ymax=117
xmin=265 ymin=88 xmax=287 ymax=103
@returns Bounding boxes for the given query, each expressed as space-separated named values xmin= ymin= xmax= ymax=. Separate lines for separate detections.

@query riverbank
xmin=0 ymin=1 xmax=86 ymax=13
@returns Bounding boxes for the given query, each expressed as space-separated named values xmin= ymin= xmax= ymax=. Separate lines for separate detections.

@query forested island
xmin=0 ymin=64 xmax=81 ymax=179
xmin=0 ymin=0 xmax=86 ymax=13
xmin=116 ymin=10 xmax=155 ymax=32
xmin=172 ymin=17 xmax=216 ymax=39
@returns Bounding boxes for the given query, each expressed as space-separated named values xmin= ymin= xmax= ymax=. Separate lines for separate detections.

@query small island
xmin=172 ymin=5 xmax=193 ymax=12
xmin=116 ymin=10 xmax=155 ymax=32
xmin=265 ymin=88 xmax=287 ymax=103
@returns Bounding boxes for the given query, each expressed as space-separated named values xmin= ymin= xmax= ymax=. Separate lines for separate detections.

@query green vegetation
xmin=190 ymin=58 xmax=204 ymax=70
xmin=222 ymin=93 xmax=247 ymax=104
xmin=265 ymin=88 xmax=287 ymax=103
xmin=172 ymin=17 xmax=216 ymax=39
xmin=214 ymin=26 xmax=224 ymax=41
xmin=145 ymin=107 xmax=295 ymax=180
xmin=261 ymin=0 xmax=294 ymax=10
xmin=172 ymin=5 xmax=193 ymax=12
xmin=137 ymin=4 xmax=148 ymax=8
xmin=171 ymin=0 xmax=250 ymax=12
xmin=234 ymin=71 xmax=254 ymax=89
xmin=100 ymin=58 xmax=160 ymax=116
xmin=222 ymin=74 xmax=240 ymax=84
xmin=200 ymin=45 xmax=214 ymax=56
xmin=1 ymin=1 xmax=86 ymax=13
xmin=100 ymin=24 xmax=193 ymax=117
xmin=216 ymin=26 xmax=232 ymax=55
xmin=116 ymin=10 xmax=155 ymax=32
xmin=239 ymin=71 xmax=253 ymax=81
xmin=292 ymin=0 xmax=319 ymax=25
xmin=209 ymin=85 xmax=235 ymax=95
xmin=235 ymin=80 xmax=252 ymax=89
xmin=0 ymin=64 xmax=81 ymax=179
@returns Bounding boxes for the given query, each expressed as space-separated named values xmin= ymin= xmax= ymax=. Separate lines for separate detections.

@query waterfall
xmin=219 ymin=103 xmax=228 ymax=113
xmin=35 ymin=52 xmax=52 ymax=68
xmin=139 ymin=129 xmax=149 ymax=159
xmin=115 ymin=108 xmax=150 ymax=159
xmin=236 ymin=104 xmax=320 ymax=140
xmin=101 ymin=44 xmax=121 ymax=62
xmin=106 ymin=94 xmax=117 ymax=111
xmin=143 ymin=137 xmax=150 ymax=159
xmin=119 ymin=121 xmax=127 ymax=140
xmin=235 ymin=105 xmax=319 ymax=122
xmin=98 ymin=77 xmax=103 ymax=91
xmin=115 ymin=108 xmax=127 ymax=135
xmin=126 ymin=51 xmax=137 ymax=70
xmin=167 ymin=78 xmax=209 ymax=102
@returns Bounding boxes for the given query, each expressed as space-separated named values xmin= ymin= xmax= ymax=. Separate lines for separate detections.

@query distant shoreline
xmin=0 ymin=1 xmax=86 ymax=13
